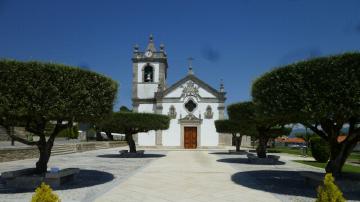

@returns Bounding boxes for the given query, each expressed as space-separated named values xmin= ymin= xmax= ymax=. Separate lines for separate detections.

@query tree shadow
xmin=231 ymin=170 xmax=360 ymax=200
xmin=0 ymin=169 xmax=114 ymax=193
xmin=217 ymin=158 xmax=286 ymax=165
xmin=209 ymin=151 xmax=248 ymax=155
xmin=97 ymin=153 xmax=166 ymax=159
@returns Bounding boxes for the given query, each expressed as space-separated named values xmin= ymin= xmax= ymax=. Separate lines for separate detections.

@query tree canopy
xmin=222 ymin=101 xmax=291 ymax=158
xmin=252 ymin=52 xmax=360 ymax=175
xmin=97 ymin=111 xmax=170 ymax=152
xmin=0 ymin=60 xmax=118 ymax=173
xmin=252 ymin=52 xmax=360 ymax=125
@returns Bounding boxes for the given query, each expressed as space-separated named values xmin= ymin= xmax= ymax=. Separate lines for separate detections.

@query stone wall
xmin=0 ymin=147 xmax=39 ymax=162
xmin=0 ymin=141 xmax=127 ymax=163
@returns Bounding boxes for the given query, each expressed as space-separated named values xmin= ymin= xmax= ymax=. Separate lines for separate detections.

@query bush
xmin=316 ymin=173 xmax=345 ymax=202
xmin=57 ymin=126 xmax=79 ymax=139
xmin=311 ymin=137 xmax=330 ymax=163
xmin=31 ymin=182 xmax=61 ymax=202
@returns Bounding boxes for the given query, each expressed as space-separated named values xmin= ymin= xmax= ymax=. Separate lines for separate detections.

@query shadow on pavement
xmin=0 ymin=169 xmax=114 ymax=193
xmin=97 ymin=153 xmax=166 ymax=159
xmin=217 ymin=158 xmax=286 ymax=165
xmin=231 ymin=170 xmax=360 ymax=200
xmin=209 ymin=151 xmax=247 ymax=155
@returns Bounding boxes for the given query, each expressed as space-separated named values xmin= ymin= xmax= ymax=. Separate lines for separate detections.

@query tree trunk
xmin=256 ymin=135 xmax=269 ymax=158
xmin=325 ymin=141 xmax=357 ymax=177
xmin=235 ymin=135 xmax=243 ymax=151
xmin=35 ymin=136 xmax=50 ymax=174
xmin=96 ymin=131 xmax=103 ymax=141
xmin=126 ymin=133 xmax=136 ymax=153
xmin=105 ymin=132 xmax=113 ymax=141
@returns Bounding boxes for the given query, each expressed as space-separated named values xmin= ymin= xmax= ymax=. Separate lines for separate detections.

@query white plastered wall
xmin=137 ymin=104 xmax=156 ymax=146
xmin=161 ymin=100 xmax=220 ymax=147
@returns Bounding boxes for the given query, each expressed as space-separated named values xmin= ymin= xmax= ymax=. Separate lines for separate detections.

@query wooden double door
xmin=184 ymin=127 xmax=197 ymax=149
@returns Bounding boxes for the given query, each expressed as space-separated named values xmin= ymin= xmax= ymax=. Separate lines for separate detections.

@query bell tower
xmin=132 ymin=35 xmax=168 ymax=111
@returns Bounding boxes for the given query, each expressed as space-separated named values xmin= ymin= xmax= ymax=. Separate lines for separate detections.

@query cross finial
xmin=188 ymin=57 xmax=194 ymax=75
xmin=220 ymin=79 xmax=225 ymax=92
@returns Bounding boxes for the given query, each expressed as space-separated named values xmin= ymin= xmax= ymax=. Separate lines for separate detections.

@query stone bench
xmin=300 ymin=172 xmax=360 ymax=192
xmin=1 ymin=168 xmax=36 ymax=179
xmin=1 ymin=168 xmax=79 ymax=189
xmin=246 ymin=153 xmax=280 ymax=164
xmin=300 ymin=171 xmax=323 ymax=187
xmin=45 ymin=168 xmax=79 ymax=188
xmin=119 ymin=150 xmax=145 ymax=157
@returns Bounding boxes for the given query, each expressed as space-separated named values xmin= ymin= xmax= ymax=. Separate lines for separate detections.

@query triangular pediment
xmin=162 ymin=75 xmax=222 ymax=99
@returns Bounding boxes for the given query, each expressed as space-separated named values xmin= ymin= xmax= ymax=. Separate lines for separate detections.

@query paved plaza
xmin=0 ymin=147 xmax=359 ymax=202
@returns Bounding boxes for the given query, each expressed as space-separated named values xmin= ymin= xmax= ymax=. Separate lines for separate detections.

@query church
xmin=132 ymin=36 xmax=231 ymax=148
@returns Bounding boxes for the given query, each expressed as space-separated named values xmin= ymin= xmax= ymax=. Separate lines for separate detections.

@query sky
xmin=1 ymin=0 xmax=360 ymax=111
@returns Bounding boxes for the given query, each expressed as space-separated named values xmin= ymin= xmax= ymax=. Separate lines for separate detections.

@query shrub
xmin=31 ymin=182 xmax=61 ymax=202
xmin=316 ymin=173 xmax=345 ymax=202
xmin=311 ymin=137 xmax=330 ymax=163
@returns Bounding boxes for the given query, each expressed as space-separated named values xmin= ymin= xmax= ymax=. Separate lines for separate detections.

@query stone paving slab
xmin=95 ymin=151 xmax=280 ymax=202
xmin=0 ymin=146 xmax=165 ymax=202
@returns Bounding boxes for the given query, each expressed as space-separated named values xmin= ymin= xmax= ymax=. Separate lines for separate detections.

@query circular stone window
xmin=184 ymin=99 xmax=197 ymax=113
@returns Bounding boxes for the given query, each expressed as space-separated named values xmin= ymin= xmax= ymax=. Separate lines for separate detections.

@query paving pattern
xmin=96 ymin=151 xmax=281 ymax=202
xmin=0 ymin=146 xmax=164 ymax=202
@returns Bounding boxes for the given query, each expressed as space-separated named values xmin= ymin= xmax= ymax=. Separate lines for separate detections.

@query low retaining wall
xmin=0 ymin=147 xmax=39 ymax=162
xmin=0 ymin=141 xmax=127 ymax=162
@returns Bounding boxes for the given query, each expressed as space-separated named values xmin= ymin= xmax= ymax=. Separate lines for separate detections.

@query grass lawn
xmin=268 ymin=147 xmax=310 ymax=156
xmin=269 ymin=147 xmax=360 ymax=162
xmin=294 ymin=160 xmax=360 ymax=174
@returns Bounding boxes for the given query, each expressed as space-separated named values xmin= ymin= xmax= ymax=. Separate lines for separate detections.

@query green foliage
xmin=227 ymin=102 xmax=291 ymax=138
xmin=215 ymin=120 xmax=241 ymax=134
xmin=295 ymin=160 xmax=360 ymax=174
xmin=316 ymin=173 xmax=346 ymax=202
xmin=252 ymin=52 xmax=360 ymax=174
xmin=57 ymin=126 xmax=79 ymax=139
xmin=31 ymin=182 xmax=61 ymax=202
xmin=97 ymin=112 xmax=170 ymax=135
xmin=119 ymin=106 xmax=131 ymax=112
xmin=0 ymin=60 xmax=118 ymax=126
xmin=252 ymin=52 xmax=360 ymax=123
xmin=311 ymin=137 xmax=330 ymax=163
xmin=0 ymin=60 xmax=118 ymax=173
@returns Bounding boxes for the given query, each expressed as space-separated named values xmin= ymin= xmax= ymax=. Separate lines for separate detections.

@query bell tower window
xmin=144 ymin=65 xmax=154 ymax=82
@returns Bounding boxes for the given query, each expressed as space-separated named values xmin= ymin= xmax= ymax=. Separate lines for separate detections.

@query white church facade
xmin=132 ymin=36 xmax=231 ymax=148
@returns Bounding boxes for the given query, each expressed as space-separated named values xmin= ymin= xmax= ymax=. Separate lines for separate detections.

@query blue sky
xmin=1 ymin=0 xmax=360 ymax=110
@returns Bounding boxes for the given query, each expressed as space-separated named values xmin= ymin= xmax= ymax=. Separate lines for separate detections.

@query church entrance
xmin=184 ymin=127 xmax=197 ymax=149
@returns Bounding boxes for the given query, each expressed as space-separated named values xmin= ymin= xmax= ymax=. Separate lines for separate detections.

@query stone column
xmin=155 ymin=103 xmax=163 ymax=146
xmin=218 ymin=104 xmax=232 ymax=146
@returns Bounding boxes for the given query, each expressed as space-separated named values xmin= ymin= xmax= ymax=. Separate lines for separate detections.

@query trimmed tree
xmin=215 ymin=120 xmax=243 ymax=151
xmin=0 ymin=60 xmax=118 ymax=173
xmin=252 ymin=52 xmax=360 ymax=175
xmin=227 ymin=102 xmax=291 ymax=158
xmin=97 ymin=111 xmax=170 ymax=152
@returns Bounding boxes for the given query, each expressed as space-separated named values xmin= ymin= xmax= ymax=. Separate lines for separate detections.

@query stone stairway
xmin=51 ymin=144 xmax=77 ymax=156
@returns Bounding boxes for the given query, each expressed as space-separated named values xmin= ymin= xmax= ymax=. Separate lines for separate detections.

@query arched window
xmin=144 ymin=65 xmax=154 ymax=82
xmin=204 ymin=105 xmax=213 ymax=119
xmin=168 ymin=105 xmax=177 ymax=119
